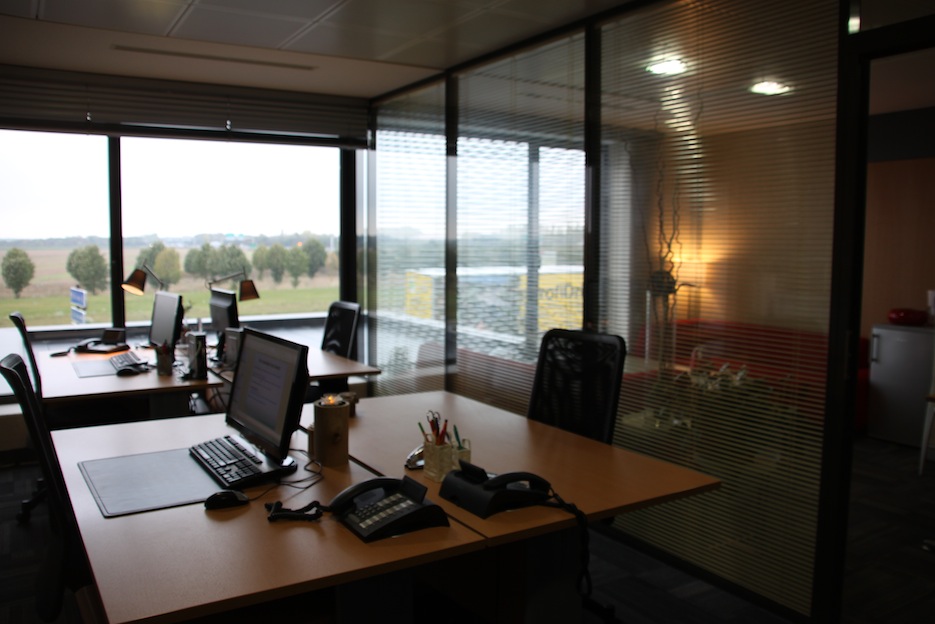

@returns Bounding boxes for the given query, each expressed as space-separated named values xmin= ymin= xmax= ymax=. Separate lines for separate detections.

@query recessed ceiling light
xmin=750 ymin=80 xmax=792 ymax=96
xmin=646 ymin=59 xmax=687 ymax=76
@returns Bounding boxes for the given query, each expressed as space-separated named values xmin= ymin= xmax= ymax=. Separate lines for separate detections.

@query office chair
xmin=527 ymin=328 xmax=626 ymax=624
xmin=9 ymin=311 xmax=48 ymax=524
xmin=920 ymin=332 xmax=935 ymax=475
xmin=1 ymin=354 xmax=99 ymax=623
xmin=527 ymin=328 xmax=627 ymax=444
xmin=306 ymin=301 xmax=361 ymax=403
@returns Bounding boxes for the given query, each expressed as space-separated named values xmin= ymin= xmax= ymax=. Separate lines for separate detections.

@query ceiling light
xmin=646 ymin=59 xmax=687 ymax=76
xmin=750 ymin=80 xmax=792 ymax=96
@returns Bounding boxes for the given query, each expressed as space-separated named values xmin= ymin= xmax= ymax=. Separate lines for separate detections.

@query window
xmin=0 ymin=130 xmax=109 ymax=327
xmin=120 ymin=137 xmax=341 ymax=326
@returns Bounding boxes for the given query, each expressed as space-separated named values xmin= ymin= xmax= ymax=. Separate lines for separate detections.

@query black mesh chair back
xmin=321 ymin=301 xmax=361 ymax=359
xmin=308 ymin=301 xmax=362 ymax=401
xmin=0 ymin=354 xmax=94 ymax=622
xmin=10 ymin=311 xmax=42 ymax=398
xmin=526 ymin=329 xmax=626 ymax=444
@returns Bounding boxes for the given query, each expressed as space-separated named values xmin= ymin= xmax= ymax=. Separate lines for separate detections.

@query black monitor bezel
xmin=225 ymin=328 xmax=309 ymax=462
xmin=148 ymin=291 xmax=184 ymax=349
xmin=209 ymin=287 xmax=239 ymax=336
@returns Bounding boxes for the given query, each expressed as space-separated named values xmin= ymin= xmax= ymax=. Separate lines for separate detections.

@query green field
xmin=0 ymin=248 xmax=340 ymax=328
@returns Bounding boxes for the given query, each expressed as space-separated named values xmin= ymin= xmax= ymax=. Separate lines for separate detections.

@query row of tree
xmin=1 ymin=238 xmax=330 ymax=298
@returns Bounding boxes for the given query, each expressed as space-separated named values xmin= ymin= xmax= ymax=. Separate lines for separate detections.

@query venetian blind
xmin=452 ymin=34 xmax=587 ymax=415
xmin=0 ymin=64 xmax=368 ymax=145
xmin=371 ymin=82 xmax=448 ymax=396
xmin=601 ymin=0 xmax=838 ymax=616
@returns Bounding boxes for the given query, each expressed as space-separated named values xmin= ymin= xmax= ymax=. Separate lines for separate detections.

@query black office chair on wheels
xmin=527 ymin=328 xmax=627 ymax=624
xmin=9 ymin=311 xmax=48 ymax=524
xmin=305 ymin=301 xmax=361 ymax=403
xmin=1 ymin=354 xmax=100 ymax=622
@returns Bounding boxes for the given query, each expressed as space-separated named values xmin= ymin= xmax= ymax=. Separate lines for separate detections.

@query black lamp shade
xmin=121 ymin=269 xmax=148 ymax=296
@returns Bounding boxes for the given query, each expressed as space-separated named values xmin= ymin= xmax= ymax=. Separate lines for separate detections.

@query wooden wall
xmin=861 ymin=157 xmax=935 ymax=337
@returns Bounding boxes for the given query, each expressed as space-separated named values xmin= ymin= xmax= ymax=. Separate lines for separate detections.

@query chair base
xmin=16 ymin=478 xmax=47 ymax=524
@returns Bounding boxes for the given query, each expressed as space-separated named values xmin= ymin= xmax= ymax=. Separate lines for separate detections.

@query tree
xmin=1 ymin=248 xmax=35 ymax=298
xmin=302 ymin=238 xmax=327 ymax=278
xmin=135 ymin=241 xmax=167 ymax=270
xmin=285 ymin=246 xmax=308 ymax=288
xmin=210 ymin=244 xmax=251 ymax=279
xmin=267 ymin=243 xmax=287 ymax=284
xmin=184 ymin=243 xmax=214 ymax=281
xmin=153 ymin=247 xmax=182 ymax=287
xmin=66 ymin=245 xmax=108 ymax=294
xmin=252 ymin=245 xmax=270 ymax=280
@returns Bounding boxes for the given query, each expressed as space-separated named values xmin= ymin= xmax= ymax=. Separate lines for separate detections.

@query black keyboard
xmin=190 ymin=436 xmax=263 ymax=488
xmin=110 ymin=351 xmax=144 ymax=369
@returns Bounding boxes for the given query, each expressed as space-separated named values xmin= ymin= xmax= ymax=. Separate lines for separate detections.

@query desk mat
xmin=79 ymin=448 xmax=218 ymax=517
xmin=71 ymin=360 xmax=117 ymax=378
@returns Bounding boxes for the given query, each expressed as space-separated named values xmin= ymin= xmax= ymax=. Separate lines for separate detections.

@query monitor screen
xmin=148 ymin=291 xmax=183 ymax=349
xmin=226 ymin=328 xmax=309 ymax=462
xmin=209 ymin=288 xmax=239 ymax=337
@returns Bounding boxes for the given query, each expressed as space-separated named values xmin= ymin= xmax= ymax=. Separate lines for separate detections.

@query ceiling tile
xmin=382 ymin=36 xmax=486 ymax=69
xmin=40 ymin=0 xmax=188 ymax=36
xmin=194 ymin=0 xmax=337 ymax=21
xmin=173 ymin=5 xmax=308 ymax=48
xmin=323 ymin=0 xmax=477 ymax=38
xmin=287 ymin=22 xmax=422 ymax=65
xmin=2 ymin=0 xmax=36 ymax=19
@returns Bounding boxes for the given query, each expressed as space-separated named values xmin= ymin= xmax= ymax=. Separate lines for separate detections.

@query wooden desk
xmin=214 ymin=348 xmax=381 ymax=383
xmin=339 ymin=391 xmax=721 ymax=543
xmin=38 ymin=349 xmax=223 ymax=405
xmin=53 ymin=414 xmax=484 ymax=624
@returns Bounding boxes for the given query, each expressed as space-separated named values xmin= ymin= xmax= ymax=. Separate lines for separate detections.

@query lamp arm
xmin=141 ymin=263 xmax=167 ymax=291
xmin=206 ymin=268 xmax=248 ymax=288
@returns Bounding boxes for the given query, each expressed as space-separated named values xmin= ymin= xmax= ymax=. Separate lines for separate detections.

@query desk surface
xmin=54 ymin=414 xmax=484 ymax=624
xmin=337 ymin=391 xmax=721 ymax=543
xmin=38 ymin=349 xmax=224 ymax=404
xmin=57 ymin=391 xmax=718 ymax=623
xmin=215 ymin=347 xmax=381 ymax=384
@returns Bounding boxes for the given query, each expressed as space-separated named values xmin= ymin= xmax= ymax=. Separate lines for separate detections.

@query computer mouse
xmin=116 ymin=366 xmax=141 ymax=376
xmin=204 ymin=490 xmax=250 ymax=510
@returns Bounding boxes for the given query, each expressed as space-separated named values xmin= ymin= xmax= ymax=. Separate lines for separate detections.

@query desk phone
xmin=329 ymin=476 xmax=449 ymax=542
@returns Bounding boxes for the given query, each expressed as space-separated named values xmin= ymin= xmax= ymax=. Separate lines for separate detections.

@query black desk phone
xmin=75 ymin=328 xmax=130 ymax=354
xmin=440 ymin=460 xmax=552 ymax=518
xmin=329 ymin=476 xmax=449 ymax=542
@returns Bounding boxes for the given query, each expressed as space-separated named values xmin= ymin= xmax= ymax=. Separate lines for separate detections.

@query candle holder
xmin=314 ymin=394 xmax=350 ymax=466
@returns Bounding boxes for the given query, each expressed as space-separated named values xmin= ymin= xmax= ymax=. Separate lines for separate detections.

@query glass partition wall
xmin=370 ymin=0 xmax=838 ymax=618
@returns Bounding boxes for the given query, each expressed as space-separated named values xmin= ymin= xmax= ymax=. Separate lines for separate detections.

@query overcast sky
xmin=0 ymin=129 xmax=340 ymax=241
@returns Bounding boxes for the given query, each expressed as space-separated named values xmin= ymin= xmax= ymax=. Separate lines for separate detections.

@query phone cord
xmin=544 ymin=490 xmax=592 ymax=599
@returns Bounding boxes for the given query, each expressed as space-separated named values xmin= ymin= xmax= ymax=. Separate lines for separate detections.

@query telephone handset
xmin=329 ymin=475 xmax=449 ymax=542
xmin=75 ymin=328 xmax=130 ymax=354
xmin=440 ymin=460 xmax=553 ymax=518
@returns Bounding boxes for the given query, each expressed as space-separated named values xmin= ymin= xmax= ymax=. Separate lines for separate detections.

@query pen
xmin=418 ymin=421 xmax=432 ymax=444
xmin=438 ymin=419 xmax=448 ymax=445
xmin=454 ymin=425 xmax=462 ymax=449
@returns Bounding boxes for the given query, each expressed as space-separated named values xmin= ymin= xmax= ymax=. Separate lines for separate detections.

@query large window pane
xmin=120 ymin=138 xmax=341 ymax=327
xmin=0 ymin=130 xmax=109 ymax=328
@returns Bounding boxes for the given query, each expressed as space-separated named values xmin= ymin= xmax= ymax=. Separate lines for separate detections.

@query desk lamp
xmin=121 ymin=264 xmax=166 ymax=295
xmin=206 ymin=268 xmax=260 ymax=301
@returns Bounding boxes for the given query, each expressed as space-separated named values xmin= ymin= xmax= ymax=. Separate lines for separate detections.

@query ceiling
xmin=0 ymin=0 xmax=931 ymax=115
xmin=0 ymin=0 xmax=629 ymax=99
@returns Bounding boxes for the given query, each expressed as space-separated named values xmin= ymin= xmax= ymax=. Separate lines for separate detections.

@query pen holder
xmin=155 ymin=350 xmax=174 ymax=376
xmin=423 ymin=442 xmax=454 ymax=482
xmin=314 ymin=395 xmax=349 ymax=467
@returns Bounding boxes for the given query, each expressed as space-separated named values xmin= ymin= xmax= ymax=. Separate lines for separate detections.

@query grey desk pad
xmin=79 ymin=448 xmax=218 ymax=517
xmin=72 ymin=360 xmax=118 ymax=378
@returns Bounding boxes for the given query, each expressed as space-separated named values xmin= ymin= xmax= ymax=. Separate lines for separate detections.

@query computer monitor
xmin=209 ymin=288 xmax=239 ymax=335
xmin=148 ymin=291 xmax=184 ymax=349
xmin=226 ymin=328 xmax=309 ymax=464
